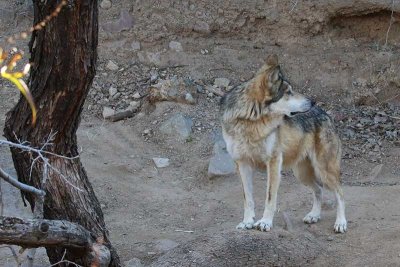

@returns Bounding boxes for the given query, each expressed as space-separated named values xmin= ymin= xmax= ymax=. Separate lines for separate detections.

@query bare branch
xmin=384 ymin=0 xmax=395 ymax=48
xmin=0 ymin=138 xmax=83 ymax=192
xmin=0 ymin=216 xmax=94 ymax=249
xmin=0 ymin=139 xmax=79 ymax=161
xmin=0 ymin=167 xmax=45 ymax=197
xmin=289 ymin=0 xmax=299 ymax=13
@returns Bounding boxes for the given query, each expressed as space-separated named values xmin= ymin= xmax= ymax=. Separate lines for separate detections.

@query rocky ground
xmin=1 ymin=0 xmax=400 ymax=266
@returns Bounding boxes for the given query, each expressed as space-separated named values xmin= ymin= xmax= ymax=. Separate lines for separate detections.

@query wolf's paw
xmin=236 ymin=221 xmax=254 ymax=230
xmin=334 ymin=219 xmax=347 ymax=233
xmin=253 ymin=218 xmax=273 ymax=232
xmin=303 ymin=212 xmax=320 ymax=224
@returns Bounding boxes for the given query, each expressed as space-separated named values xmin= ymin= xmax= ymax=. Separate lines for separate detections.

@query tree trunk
xmin=3 ymin=0 xmax=121 ymax=266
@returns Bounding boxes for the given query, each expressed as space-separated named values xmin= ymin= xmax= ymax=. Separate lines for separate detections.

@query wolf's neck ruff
xmin=220 ymin=70 xmax=288 ymax=123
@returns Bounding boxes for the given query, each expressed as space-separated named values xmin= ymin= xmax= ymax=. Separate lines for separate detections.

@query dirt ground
xmin=1 ymin=0 xmax=400 ymax=266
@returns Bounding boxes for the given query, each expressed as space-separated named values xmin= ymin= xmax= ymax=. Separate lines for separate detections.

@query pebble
xmin=109 ymin=86 xmax=118 ymax=97
xmin=169 ymin=41 xmax=183 ymax=52
xmin=185 ymin=93 xmax=195 ymax=104
xmin=131 ymin=41 xmax=141 ymax=51
xmin=102 ymin=106 xmax=115 ymax=119
xmin=193 ymin=20 xmax=210 ymax=34
xmin=214 ymin=78 xmax=230 ymax=88
xmin=106 ymin=60 xmax=119 ymax=71
xmin=124 ymin=258 xmax=143 ymax=267
xmin=100 ymin=0 xmax=112 ymax=9
xmin=133 ymin=92 xmax=141 ymax=99
xmin=152 ymin=158 xmax=170 ymax=168
xmin=129 ymin=101 xmax=140 ymax=110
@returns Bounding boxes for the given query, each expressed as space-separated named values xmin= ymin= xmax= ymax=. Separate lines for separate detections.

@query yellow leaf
xmin=1 ymin=66 xmax=37 ymax=125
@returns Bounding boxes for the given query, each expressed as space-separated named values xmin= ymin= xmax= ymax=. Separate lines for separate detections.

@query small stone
xmin=133 ymin=92 xmax=141 ymax=99
xmin=185 ymin=93 xmax=195 ymax=104
xmin=103 ymin=10 xmax=134 ymax=33
xmin=152 ymin=158 xmax=170 ymax=168
xmin=109 ymin=86 xmax=118 ymax=97
xmin=102 ymin=107 xmax=115 ymax=119
xmin=124 ymin=258 xmax=143 ymax=267
xmin=100 ymin=0 xmax=112 ymax=9
xmin=193 ymin=20 xmax=210 ymax=34
xmin=143 ymin=129 xmax=152 ymax=136
xmin=112 ymin=92 xmax=121 ymax=100
xmin=159 ymin=114 xmax=193 ymax=140
xmin=155 ymin=239 xmax=179 ymax=252
xmin=169 ymin=41 xmax=183 ymax=52
xmin=196 ymin=85 xmax=205 ymax=93
xmin=106 ymin=60 xmax=119 ymax=71
xmin=129 ymin=101 xmax=140 ymax=110
xmin=353 ymin=78 xmax=367 ymax=87
xmin=131 ymin=41 xmax=141 ymax=51
xmin=214 ymin=78 xmax=230 ymax=88
xmin=327 ymin=236 xmax=334 ymax=241
xmin=150 ymin=69 xmax=159 ymax=83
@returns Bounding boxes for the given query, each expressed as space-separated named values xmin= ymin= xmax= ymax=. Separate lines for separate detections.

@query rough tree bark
xmin=3 ymin=0 xmax=120 ymax=266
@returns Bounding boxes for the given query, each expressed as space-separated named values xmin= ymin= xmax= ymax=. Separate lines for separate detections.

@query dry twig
xmin=384 ymin=0 xmax=396 ymax=48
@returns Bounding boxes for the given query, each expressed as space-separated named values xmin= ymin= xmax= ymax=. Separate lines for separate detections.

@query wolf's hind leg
xmin=293 ymin=159 xmax=322 ymax=224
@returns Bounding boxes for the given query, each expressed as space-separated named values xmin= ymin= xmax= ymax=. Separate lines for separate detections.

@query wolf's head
xmin=255 ymin=54 xmax=314 ymax=117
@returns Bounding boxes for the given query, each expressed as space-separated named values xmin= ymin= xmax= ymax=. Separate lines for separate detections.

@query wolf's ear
xmin=265 ymin=54 xmax=278 ymax=67
xmin=269 ymin=66 xmax=281 ymax=84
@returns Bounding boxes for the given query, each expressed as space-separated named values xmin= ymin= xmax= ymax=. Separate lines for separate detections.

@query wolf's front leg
xmin=236 ymin=161 xmax=256 ymax=230
xmin=254 ymin=152 xmax=282 ymax=231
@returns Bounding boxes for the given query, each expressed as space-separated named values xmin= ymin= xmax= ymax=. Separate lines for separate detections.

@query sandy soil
xmin=1 ymin=1 xmax=400 ymax=266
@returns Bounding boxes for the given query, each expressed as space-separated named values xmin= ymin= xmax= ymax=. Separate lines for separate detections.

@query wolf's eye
xmin=286 ymin=91 xmax=293 ymax=96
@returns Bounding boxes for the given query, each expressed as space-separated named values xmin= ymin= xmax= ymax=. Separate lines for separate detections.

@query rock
xmin=103 ymin=10 xmax=134 ymax=33
xmin=143 ymin=129 xmax=152 ymax=136
xmin=184 ymin=93 xmax=195 ymax=104
xmin=208 ymin=152 xmax=235 ymax=178
xmin=129 ymin=101 xmax=140 ymax=110
xmin=131 ymin=41 xmax=141 ymax=51
xmin=112 ymin=92 xmax=121 ymax=100
xmin=106 ymin=60 xmax=119 ymax=71
xmin=213 ymin=139 xmax=227 ymax=154
xmin=133 ymin=92 xmax=141 ymax=99
xmin=206 ymin=85 xmax=224 ymax=97
xmin=193 ymin=20 xmax=211 ymax=34
xmin=102 ymin=107 xmax=115 ymax=119
xmin=214 ymin=78 xmax=230 ymax=88
xmin=160 ymin=114 xmax=193 ymax=140
xmin=149 ymin=78 xmax=197 ymax=105
xmin=138 ymin=51 xmax=162 ymax=66
xmin=169 ymin=41 xmax=183 ymax=52
xmin=353 ymin=78 xmax=367 ymax=87
xmin=109 ymin=86 xmax=118 ymax=97
xmin=100 ymin=0 xmax=112 ymax=9
xmin=124 ymin=258 xmax=143 ymax=267
xmin=196 ymin=85 xmax=205 ymax=93
xmin=155 ymin=239 xmax=179 ymax=252
xmin=152 ymin=158 xmax=170 ymax=168
xmin=150 ymin=69 xmax=159 ymax=83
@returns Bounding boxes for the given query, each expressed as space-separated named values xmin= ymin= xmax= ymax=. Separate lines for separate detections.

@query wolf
xmin=220 ymin=54 xmax=347 ymax=233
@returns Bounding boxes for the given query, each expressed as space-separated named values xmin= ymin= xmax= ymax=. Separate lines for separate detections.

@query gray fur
xmin=285 ymin=106 xmax=331 ymax=133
